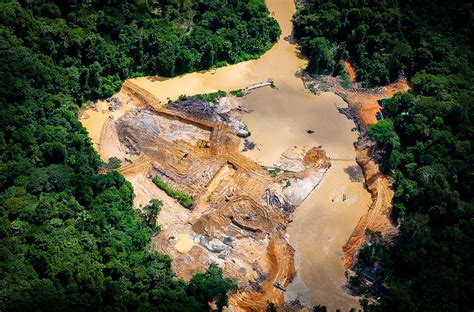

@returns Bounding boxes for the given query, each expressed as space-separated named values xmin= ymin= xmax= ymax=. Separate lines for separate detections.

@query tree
xmin=304 ymin=37 xmax=336 ymax=75
xmin=1 ymin=0 xmax=277 ymax=309
xmin=106 ymin=157 xmax=122 ymax=170
xmin=187 ymin=264 xmax=237 ymax=311
xmin=143 ymin=199 xmax=162 ymax=229
xmin=367 ymin=120 xmax=400 ymax=154
xmin=295 ymin=1 xmax=474 ymax=310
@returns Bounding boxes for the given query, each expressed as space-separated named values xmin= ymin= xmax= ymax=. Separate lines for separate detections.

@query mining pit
xmin=81 ymin=82 xmax=330 ymax=310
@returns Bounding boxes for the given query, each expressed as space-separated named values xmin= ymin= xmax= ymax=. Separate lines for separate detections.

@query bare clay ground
xmin=81 ymin=81 xmax=331 ymax=310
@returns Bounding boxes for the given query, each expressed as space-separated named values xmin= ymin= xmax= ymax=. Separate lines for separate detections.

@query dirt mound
xmin=303 ymin=146 xmax=329 ymax=167
xmin=228 ymin=233 xmax=296 ymax=311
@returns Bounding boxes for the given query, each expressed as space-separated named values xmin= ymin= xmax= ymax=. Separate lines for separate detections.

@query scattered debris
xmin=242 ymin=139 xmax=256 ymax=151
xmin=243 ymin=80 xmax=274 ymax=95
xmin=106 ymin=94 xmax=122 ymax=111
xmin=274 ymin=282 xmax=286 ymax=291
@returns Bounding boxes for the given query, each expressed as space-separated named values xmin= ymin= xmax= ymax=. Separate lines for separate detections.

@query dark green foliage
xmin=267 ymin=167 xmax=282 ymax=177
xmin=152 ymin=177 xmax=194 ymax=209
xmin=230 ymin=89 xmax=245 ymax=97
xmin=0 ymin=0 xmax=270 ymax=309
xmin=106 ymin=157 xmax=122 ymax=170
xmin=313 ymin=305 xmax=327 ymax=312
xmin=187 ymin=264 xmax=237 ymax=311
xmin=365 ymin=88 xmax=474 ymax=310
xmin=178 ymin=90 xmax=227 ymax=103
xmin=143 ymin=199 xmax=162 ymax=231
xmin=340 ymin=70 xmax=350 ymax=89
xmin=367 ymin=120 xmax=400 ymax=171
xmin=293 ymin=0 xmax=472 ymax=88
xmin=1 ymin=0 xmax=280 ymax=102
xmin=295 ymin=0 xmax=473 ymax=310
xmin=304 ymin=37 xmax=337 ymax=75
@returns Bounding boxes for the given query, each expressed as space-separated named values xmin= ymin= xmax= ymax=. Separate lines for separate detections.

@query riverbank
xmin=300 ymin=72 xmax=409 ymax=270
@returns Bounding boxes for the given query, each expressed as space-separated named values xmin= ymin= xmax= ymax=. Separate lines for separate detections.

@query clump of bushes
xmin=267 ymin=167 xmax=282 ymax=177
xmin=230 ymin=89 xmax=245 ymax=97
xmin=152 ymin=177 xmax=194 ymax=208
xmin=178 ymin=90 xmax=227 ymax=103
xmin=340 ymin=70 xmax=350 ymax=89
xmin=106 ymin=157 xmax=122 ymax=170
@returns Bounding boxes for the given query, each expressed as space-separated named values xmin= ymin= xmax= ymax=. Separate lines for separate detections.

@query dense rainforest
xmin=0 ymin=0 xmax=280 ymax=310
xmin=295 ymin=0 xmax=473 ymax=310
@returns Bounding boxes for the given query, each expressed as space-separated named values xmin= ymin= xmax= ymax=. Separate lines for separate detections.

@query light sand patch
xmin=175 ymin=234 xmax=196 ymax=253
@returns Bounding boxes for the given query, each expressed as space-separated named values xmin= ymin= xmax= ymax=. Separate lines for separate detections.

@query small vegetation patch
xmin=142 ymin=199 xmax=162 ymax=233
xmin=230 ymin=89 xmax=245 ymax=97
xmin=340 ymin=70 xmax=350 ymax=89
xmin=267 ymin=167 xmax=282 ymax=177
xmin=178 ymin=90 xmax=227 ymax=103
xmin=152 ymin=177 xmax=194 ymax=208
xmin=106 ymin=157 xmax=122 ymax=170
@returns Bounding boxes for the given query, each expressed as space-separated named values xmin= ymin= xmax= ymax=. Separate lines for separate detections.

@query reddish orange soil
xmin=340 ymin=80 xmax=409 ymax=269
xmin=301 ymin=73 xmax=409 ymax=270
xmin=343 ymin=61 xmax=357 ymax=82
xmin=342 ymin=147 xmax=398 ymax=269
xmin=355 ymin=79 xmax=410 ymax=126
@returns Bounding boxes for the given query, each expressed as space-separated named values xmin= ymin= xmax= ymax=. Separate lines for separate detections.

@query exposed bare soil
xmin=343 ymin=61 xmax=357 ymax=83
xmin=302 ymin=73 xmax=409 ymax=128
xmin=82 ymin=81 xmax=331 ymax=310
xmin=342 ymin=146 xmax=399 ymax=270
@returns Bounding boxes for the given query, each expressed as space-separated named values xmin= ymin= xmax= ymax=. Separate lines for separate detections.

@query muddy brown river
xmin=82 ymin=0 xmax=371 ymax=309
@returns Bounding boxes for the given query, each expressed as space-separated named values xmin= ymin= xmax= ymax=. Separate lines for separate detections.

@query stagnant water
xmin=83 ymin=0 xmax=371 ymax=309
xmin=240 ymin=88 xmax=370 ymax=310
